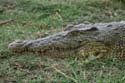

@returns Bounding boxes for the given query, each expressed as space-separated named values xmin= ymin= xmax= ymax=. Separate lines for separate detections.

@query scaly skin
xmin=8 ymin=21 xmax=125 ymax=59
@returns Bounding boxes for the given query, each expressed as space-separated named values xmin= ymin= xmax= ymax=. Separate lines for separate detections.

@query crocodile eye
xmin=107 ymin=24 xmax=112 ymax=27
xmin=86 ymin=27 xmax=98 ymax=31
xmin=64 ymin=25 xmax=74 ymax=31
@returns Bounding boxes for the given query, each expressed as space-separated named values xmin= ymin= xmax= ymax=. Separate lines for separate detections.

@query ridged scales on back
xmin=8 ymin=21 xmax=125 ymax=59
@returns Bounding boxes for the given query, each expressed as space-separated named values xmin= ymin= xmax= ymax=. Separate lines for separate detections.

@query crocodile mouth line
xmin=11 ymin=44 xmax=84 ymax=56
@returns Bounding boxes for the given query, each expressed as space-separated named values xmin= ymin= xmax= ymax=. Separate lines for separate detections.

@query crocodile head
xmin=8 ymin=21 xmax=125 ymax=58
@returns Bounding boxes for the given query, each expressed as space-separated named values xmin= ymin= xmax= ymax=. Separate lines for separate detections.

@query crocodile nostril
xmin=8 ymin=44 xmax=15 ymax=48
xmin=11 ymin=43 xmax=15 ymax=46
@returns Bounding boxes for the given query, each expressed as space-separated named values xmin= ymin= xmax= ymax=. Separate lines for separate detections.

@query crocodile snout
xmin=8 ymin=40 xmax=27 ymax=53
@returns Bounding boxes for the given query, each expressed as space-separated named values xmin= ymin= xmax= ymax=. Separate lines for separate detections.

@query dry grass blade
xmin=0 ymin=19 xmax=13 ymax=26
xmin=52 ymin=66 xmax=78 ymax=83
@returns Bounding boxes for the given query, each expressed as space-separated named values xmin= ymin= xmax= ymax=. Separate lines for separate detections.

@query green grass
xmin=0 ymin=0 xmax=125 ymax=83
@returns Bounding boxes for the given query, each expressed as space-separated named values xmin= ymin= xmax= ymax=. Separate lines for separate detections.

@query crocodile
xmin=8 ymin=21 xmax=125 ymax=59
